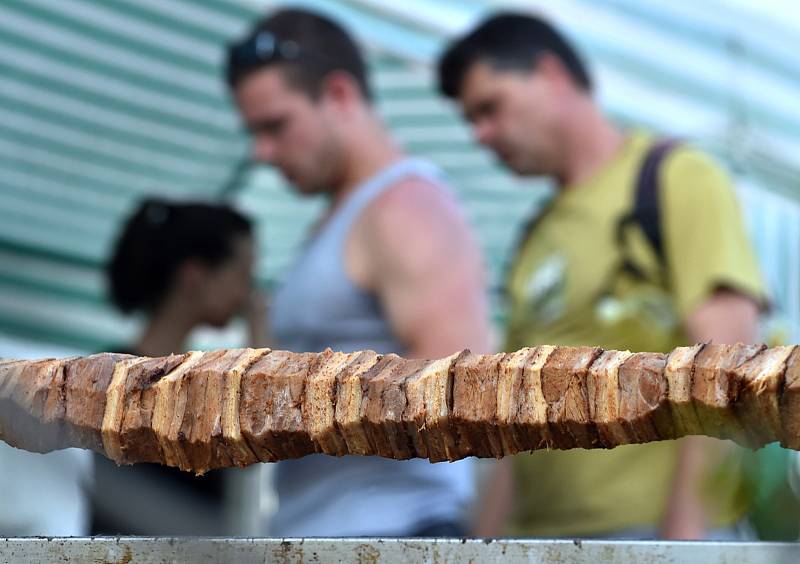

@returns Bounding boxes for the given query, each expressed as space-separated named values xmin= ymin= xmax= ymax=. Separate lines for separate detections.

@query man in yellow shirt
xmin=438 ymin=13 xmax=766 ymax=539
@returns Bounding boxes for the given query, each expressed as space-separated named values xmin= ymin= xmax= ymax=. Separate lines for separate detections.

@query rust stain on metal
xmin=356 ymin=543 xmax=381 ymax=564
xmin=97 ymin=544 xmax=133 ymax=564
xmin=272 ymin=539 xmax=305 ymax=564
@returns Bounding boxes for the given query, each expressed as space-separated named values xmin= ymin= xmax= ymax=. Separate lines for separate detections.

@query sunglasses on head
xmin=228 ymin=30 xmax=313 ymax=77
xmin=226 ymin=29 xmax=349 ymax=91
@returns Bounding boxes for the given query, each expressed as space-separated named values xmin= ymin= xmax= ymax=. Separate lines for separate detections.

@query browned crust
xmin=3 ymin=344 xmax=799 ymax=471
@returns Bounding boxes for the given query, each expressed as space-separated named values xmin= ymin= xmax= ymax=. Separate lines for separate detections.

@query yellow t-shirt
xmin=504 ymin=132 xmax=766 ymax=537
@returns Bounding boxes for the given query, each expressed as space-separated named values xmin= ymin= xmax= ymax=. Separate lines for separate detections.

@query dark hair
xmin=108 ymin=198 xmax=253 ymax=314
xmin=225 ymin=8 xmax=372 ymax=101
xmin=437 ymin=12 xmax=592 ymax=99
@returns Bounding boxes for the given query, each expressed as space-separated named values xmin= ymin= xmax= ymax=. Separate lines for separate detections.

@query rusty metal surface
xmin=1 ymin=537 xmax=799 ymax=564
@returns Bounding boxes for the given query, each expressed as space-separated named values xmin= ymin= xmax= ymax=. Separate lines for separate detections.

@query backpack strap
xmin=508 ymin=138 xmax=679 ymax=297
xmin=617 ymin=138 xmax=680 ymax=267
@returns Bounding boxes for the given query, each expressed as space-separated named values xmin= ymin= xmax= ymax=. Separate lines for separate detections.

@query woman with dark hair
xmin=107 ymin=197 xmax=265 ymax=356
xmin=91 ymin=198 xmax=266 ymax=535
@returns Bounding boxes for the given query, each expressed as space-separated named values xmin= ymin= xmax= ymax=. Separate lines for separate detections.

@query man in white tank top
xmin=226 ymin=9 xmax=492 ymax=536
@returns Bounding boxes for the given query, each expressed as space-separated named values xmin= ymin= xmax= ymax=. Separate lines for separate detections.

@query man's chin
xmin=283 ymin=174 xmax=323 ymax=196
xmin=503 ymin=158 xmax=540 ymax=177
xmin=501 ymin=158 xmax=527 ymax=177
xmin=496 ymin=153 xmax=522 ymax=174
xmin=293 ymin=183 xmax=326 ymax=197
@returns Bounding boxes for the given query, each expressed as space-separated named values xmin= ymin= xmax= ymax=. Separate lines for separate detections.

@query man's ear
xmin=320 ymin=71 xmax=362 ymax=110
xmin=535 ymin=52 xmax=574 ymax=89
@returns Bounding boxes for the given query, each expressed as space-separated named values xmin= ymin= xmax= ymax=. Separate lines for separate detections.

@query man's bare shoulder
xmin=362 ymin=175 xmax=466 ymax=242
xmin=353 ymin=173 xmax=478 ymax=280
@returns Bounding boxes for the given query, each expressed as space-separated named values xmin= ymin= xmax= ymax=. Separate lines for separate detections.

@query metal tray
xmin=2 ymin=537 xmax=800 ymax=563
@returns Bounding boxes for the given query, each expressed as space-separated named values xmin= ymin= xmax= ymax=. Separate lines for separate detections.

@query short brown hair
xmin=226 ymin=8 xmax=372 ymax=101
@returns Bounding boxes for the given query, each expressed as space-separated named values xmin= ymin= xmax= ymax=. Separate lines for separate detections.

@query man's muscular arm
xmin=353 ymin=177 xmax=492 ymax=359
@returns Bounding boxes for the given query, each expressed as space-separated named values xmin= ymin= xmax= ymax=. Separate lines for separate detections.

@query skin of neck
xmin=135 ymin=289 xmax=200 ymax=357
xmin=328 ymin=106 xmax=403 ymax=209
xmin=556 ymin=96 xmax=626 ymax=189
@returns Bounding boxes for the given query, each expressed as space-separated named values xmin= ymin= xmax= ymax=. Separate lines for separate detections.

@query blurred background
xmin=0 ymin=0 xmax=799 ymax=537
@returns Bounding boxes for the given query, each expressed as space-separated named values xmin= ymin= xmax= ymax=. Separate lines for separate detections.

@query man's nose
xmin=474 ymin=120 xmax=495 ymax=147
xmin=252 ymin=137 xmax=277 ymax=164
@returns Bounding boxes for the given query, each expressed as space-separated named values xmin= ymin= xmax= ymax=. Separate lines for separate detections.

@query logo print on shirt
xmin=523 ymin=253 xmax=566 ymax=324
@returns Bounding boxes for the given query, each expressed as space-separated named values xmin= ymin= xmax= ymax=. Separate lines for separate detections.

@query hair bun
xmin=144 ymin=201 xmax=170 ymax=226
